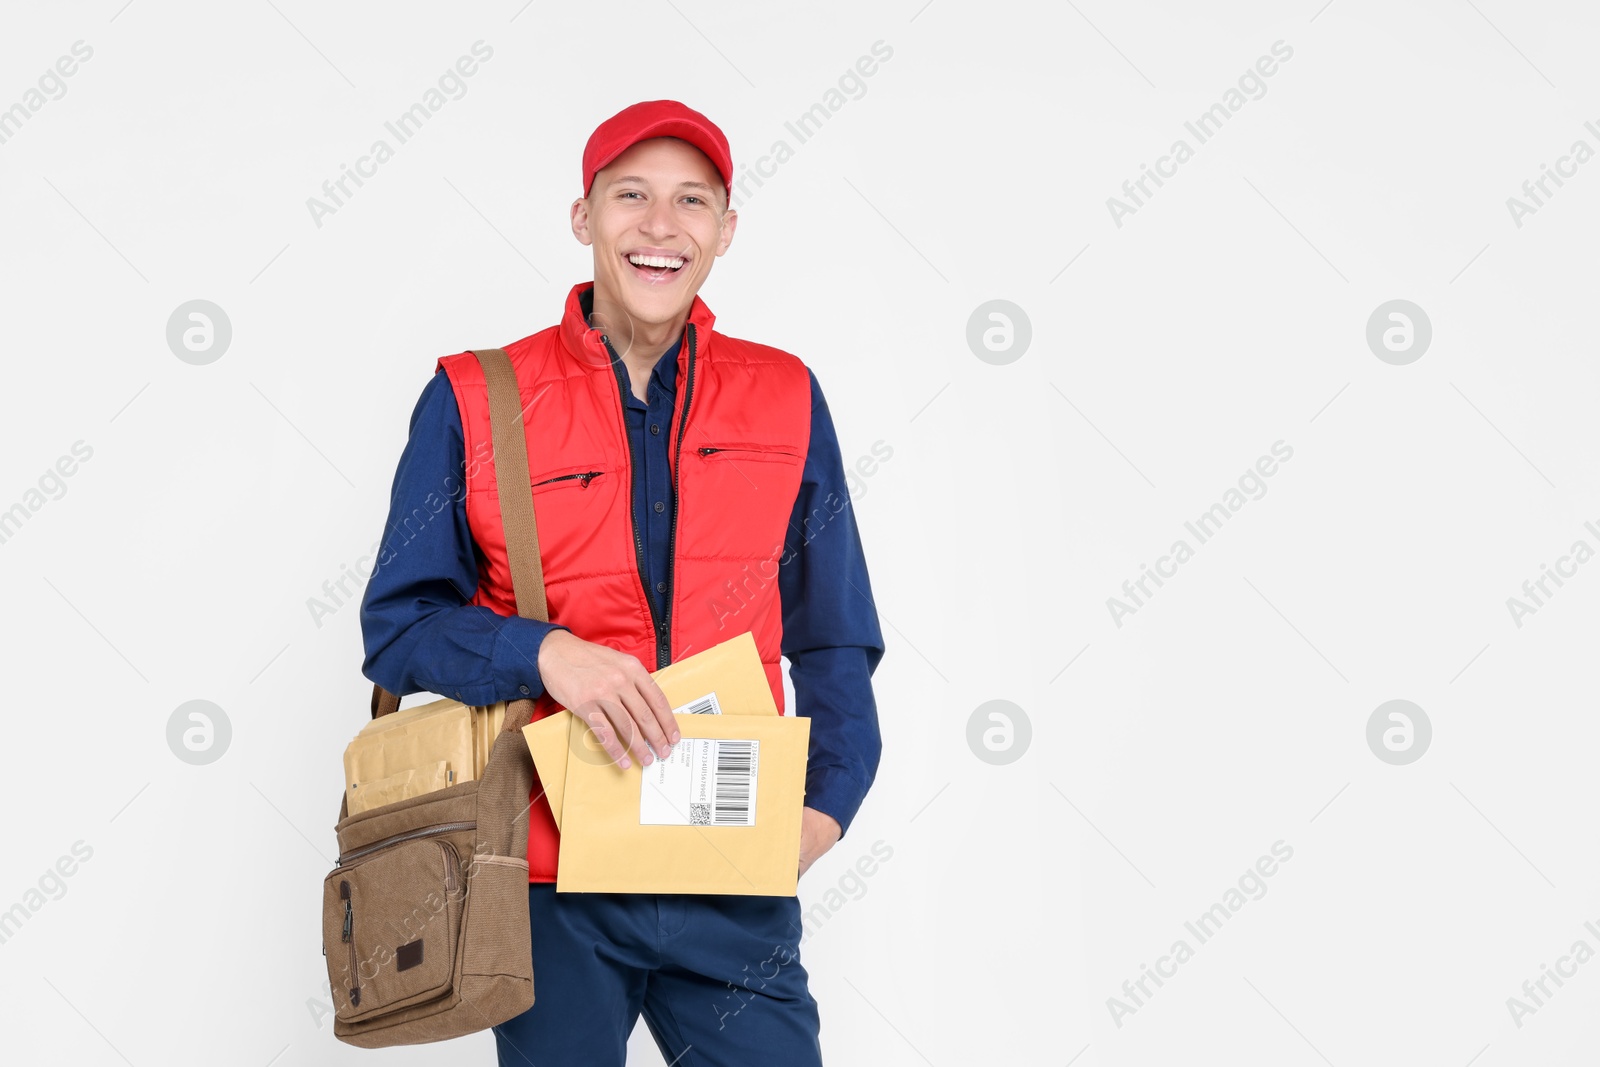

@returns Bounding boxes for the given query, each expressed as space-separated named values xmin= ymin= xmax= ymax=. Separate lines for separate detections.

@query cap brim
xmin=589 ymin=119 xmax=730 ymax=194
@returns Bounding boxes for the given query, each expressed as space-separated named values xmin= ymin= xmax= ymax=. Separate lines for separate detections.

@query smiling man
xmin=359 ymin=100 xmax=885 ymax=1065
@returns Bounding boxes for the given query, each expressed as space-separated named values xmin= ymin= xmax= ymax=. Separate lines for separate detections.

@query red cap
xmin=581 ymin=100 xmax=733 ymax=202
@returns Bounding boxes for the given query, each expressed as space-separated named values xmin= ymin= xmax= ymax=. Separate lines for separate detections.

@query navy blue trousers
xmin=492 ymin=883 xmax=824 ymax=1066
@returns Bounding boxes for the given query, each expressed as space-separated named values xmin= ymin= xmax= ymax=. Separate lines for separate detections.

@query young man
xmin=358 ymin=100 xmax=885 ymax=1065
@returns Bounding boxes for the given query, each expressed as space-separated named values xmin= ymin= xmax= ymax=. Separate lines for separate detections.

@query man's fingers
xmin=599 ymin=697 xmax=656 ymax=768
xmin=562 ymin=645 xmax=686 ymax=769
xmin=617 ymin=686 xmax=673 ymax=762
xmin=586 ymin=703 xmax=637 ymax=768
xmin=631 ymin=673 xmax=680 ymax=746
xmin=581 ymin=709 xmax=625 ymax=768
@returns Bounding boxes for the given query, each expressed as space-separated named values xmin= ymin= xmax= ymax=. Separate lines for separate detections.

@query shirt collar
xmin=583 ymin=289 xmax=683 ymax=394
xmin=560 ymin=281 xmax=715 ymax=372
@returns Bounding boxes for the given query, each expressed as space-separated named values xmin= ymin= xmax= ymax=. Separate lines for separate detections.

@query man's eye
xmin=619 ymin=191 xmax=642 ymax=200
xmin=684 ymin=196 xmax=703 ymax=205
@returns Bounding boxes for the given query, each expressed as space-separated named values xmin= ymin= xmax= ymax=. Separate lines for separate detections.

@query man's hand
xmin=536 ymin=629 xmax=678 ymax=769
xmin=798 ymin=807 xmax=841 ymax=879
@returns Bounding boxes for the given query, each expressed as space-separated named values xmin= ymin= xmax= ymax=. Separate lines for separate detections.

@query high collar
xmin=558 ymin=281 xmax=716 ymax=371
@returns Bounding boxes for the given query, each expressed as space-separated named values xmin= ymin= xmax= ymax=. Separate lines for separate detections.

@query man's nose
xmin=640 ymin=196 xmax=677 ymax=237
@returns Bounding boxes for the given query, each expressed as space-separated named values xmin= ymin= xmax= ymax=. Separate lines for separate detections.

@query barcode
xmin=689 ymin=803 xmax=711 ymax=825
xmin=713 ymin=740 xmax=756 ymax=825
xmin=682 ymin=695 xmax=720 ymax=715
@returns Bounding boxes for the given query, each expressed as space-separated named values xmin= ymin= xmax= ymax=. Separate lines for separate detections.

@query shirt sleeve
xmin=359 ymin=368 xmax=567 ymax=706
xmin=779 ymin=367 xmax=886 ymax=841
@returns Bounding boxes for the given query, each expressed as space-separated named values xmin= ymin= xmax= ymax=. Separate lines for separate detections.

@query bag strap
xmin=370 ymin=348 xmax=548 ymax=720
xmin=477 ymin=348 xmax=550 ymax=624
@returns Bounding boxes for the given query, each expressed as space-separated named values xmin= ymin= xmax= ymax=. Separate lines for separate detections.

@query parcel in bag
xmin=341 ymin=698 xmax=506 ymax=816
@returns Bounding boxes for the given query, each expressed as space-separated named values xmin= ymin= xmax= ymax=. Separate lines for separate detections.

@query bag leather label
xmin=396 ymin=938 xmax=424 ymax=972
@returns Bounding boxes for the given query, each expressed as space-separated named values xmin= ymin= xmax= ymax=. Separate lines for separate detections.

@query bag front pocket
xmin=322 ymin=835 xmax=465 ymax=1024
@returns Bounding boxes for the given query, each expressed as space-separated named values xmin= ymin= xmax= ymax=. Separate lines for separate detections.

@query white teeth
xmin=627 ymin=253 xmax=684 ymax=270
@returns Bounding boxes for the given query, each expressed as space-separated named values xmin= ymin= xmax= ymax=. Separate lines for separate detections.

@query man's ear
xmin=571 ymin=198 xmax=593 ymax=246
xmin=715 ymin=207 xmax=738 ymax=257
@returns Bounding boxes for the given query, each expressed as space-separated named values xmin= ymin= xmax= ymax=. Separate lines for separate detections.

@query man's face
xmin=572 ymin=136 xmax=736 ymax=344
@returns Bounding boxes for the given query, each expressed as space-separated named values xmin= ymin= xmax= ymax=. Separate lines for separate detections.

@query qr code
xmin=689 ymin=803 xmax=711 ymax=825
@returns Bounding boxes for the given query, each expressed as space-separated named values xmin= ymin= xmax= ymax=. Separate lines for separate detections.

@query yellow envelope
xmin=525 ymin=712 xmax=573 ymax=827
xmin=523 ymin=631 xmax=779 ymax=830
xmin=557 ymin=711 xmax=810 ymax=896
xmin=648 ymin=629 xmax=779 ymax=718
xmin=519 ymin=632 xmax=809 ymax=895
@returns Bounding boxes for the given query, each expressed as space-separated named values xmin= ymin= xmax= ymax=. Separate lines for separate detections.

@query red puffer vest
xmin=437 ymin=281 xmax=812 ymax=882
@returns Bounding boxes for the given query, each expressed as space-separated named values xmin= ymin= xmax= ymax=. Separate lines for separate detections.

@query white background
xmin=2 ymin=0 xmax=1598 ymax=1064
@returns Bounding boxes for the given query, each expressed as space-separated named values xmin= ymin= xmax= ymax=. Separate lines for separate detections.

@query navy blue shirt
xmin=360 ymin=320 xmax=886 ymax=838
xmin=622 ymin=334 xmax=681 ymax=622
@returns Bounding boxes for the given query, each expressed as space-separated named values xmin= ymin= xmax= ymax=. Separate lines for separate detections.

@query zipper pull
xmin=342 ymin=900 xmax=352 ymax=942
xmin=698 ymin=447 xmax=719 ymax=456
xmin=578 ymin=471 xmax=600 ymax=487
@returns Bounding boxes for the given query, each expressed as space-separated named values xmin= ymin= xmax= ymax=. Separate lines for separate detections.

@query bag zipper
xmin=340 ymin=879 xmax=360 ymax=1007
xmin=439 ymin=840 xmax=460 ymax=895
xmin=336 ymin=820 xmax=476 ymax=866
xmin=532 ymin=470 xmax=604 ymax=488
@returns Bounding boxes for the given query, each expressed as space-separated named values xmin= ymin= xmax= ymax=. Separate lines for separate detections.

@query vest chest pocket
xmin=519 ymin=464 xmax=628 ymax=577
xmin=683 ymin=442 xmax=805 ymax=561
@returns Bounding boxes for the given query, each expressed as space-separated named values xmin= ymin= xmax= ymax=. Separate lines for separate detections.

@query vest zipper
xmin=664 ymin=324 xmax=698 ymax=669
xmin=532 ymin=470 xmax=603 ymax=488
xmin=696 ymin=446 xmax=797 ymax=458
xmin=607 ymin=333 xmax=668 ymax=664
xmin=603 ymin=324 xmax=698 ymax=670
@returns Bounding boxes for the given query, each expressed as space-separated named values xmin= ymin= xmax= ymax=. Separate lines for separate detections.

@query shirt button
xmin=650 ymin=423 xmax=660 ymax=435
xmin=519 ymin=684 xmax=531 ymax=696
xmin=656 ymin=581 xmax=666 ymax=593
xmin=654 ymin=501 xmax=665 ymax=513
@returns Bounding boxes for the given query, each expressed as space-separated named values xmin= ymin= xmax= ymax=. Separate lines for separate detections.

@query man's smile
xmin=623 ymin=247 xmax=690 ymax=284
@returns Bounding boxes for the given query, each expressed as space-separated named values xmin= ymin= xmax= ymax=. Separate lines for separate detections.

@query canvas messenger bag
xmin=320 ymin=348 xmax=548 ymax=1047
